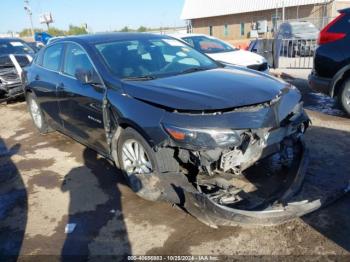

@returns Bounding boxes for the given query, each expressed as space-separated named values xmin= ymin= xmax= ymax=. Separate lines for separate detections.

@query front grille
xmin=1 ymin=72 xmax=19 ymax=82
xmin=0 ymin=68 xmax=20 ymax=83
xmin=247 ymin=62 xmax=268 ymax=72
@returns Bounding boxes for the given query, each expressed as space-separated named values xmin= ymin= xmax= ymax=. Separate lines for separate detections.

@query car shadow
xmin=60 ymin=148 xmax=131 ymax=261
xmin=0 ymin=138 xmax=28 ymax=262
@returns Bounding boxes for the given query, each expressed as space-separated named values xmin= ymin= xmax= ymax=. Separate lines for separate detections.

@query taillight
xmin=317 ymin=13 xmax=347 ymax=45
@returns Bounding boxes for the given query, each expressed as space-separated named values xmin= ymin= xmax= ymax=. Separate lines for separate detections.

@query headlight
xmin=163 ymin=124 xmax=242 ymax=148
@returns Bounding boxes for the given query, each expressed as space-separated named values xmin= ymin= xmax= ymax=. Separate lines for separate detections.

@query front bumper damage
xmin=127 ymin=87 xmax=349 ymax=227
xmin=130 ymin=108 xmax=349 ymax=227
xmin=0 ymin=55 xmax=31 ymax=102
xmin=130 ymin=137 xmax=349 ymax=227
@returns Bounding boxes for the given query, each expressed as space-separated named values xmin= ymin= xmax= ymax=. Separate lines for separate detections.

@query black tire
xmin=114 ymin=127 xmax=179 ymax=200
xmin=26 ymin=92 xmax=52 ymax=134
xmin=339 ymin=78 xmax=350 ymax=115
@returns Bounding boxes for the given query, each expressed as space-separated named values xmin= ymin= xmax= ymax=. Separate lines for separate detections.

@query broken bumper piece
xmin=130 ymin=139 xmax=349 ymax=227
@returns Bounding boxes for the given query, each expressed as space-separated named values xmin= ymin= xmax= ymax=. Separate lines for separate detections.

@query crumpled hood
xmin=122 ymin=67 xmax=289 ymax=111
xmin=207 ymin=50 xmax=266 ymax=67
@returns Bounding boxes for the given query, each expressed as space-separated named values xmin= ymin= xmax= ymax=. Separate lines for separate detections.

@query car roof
xmin=0 ymin=38 xmax=26 ymax=43
xmin=170 ymin=33 xmax=208 ymax=39
xmin=54 ymin=32 xmax=171 ymax=45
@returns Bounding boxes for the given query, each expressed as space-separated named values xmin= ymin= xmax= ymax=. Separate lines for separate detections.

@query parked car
xmin=24 ymin=33 xmax=314 ymax=226
xmin=171 ymin=34 xmax=269 ymax=73
xmin=0 ymin=38 xmax=34 ymax=102
xmin=309 ymin=8 xmax=350 ymax=115
xmin=27 ymin=41 xmax=44 ymax=53
xmin=276 ymin=21 xmax=319 ymax=57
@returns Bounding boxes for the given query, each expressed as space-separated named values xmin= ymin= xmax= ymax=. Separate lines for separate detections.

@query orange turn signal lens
xmin=165 ymin=127 xmax=186 ymax=141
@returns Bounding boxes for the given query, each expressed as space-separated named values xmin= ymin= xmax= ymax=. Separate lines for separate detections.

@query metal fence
xmin=276 ymin=38 xmax=317 ymax=69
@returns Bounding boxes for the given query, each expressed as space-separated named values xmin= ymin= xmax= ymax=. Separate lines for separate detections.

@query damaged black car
xmin=0 ymin=38 xmax=34 ymax=102
xmin=24 ymin=33 xmax=314 ymax=227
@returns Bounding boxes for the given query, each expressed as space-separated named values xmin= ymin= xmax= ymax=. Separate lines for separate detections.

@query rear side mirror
xmin=75 ymin=68 xmax=101 ymax=85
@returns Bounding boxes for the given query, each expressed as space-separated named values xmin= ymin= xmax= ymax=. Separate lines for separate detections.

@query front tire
xmin=340 ymin=78 xmax=350 ymax=115
xmin=115 ymin=127 xmax=179 ymax=200
xmin=27 ymin=92 xmax=51 ymax=134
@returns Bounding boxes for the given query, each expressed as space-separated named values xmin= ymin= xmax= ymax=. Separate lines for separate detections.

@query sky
xmin=0 ymin=0 xmax=186 ymax=33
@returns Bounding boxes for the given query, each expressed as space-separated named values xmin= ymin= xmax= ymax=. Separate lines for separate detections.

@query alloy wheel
xmin=121 ymin=139 xmax=153 ymax=175
xmin=30 ymin=98 xmax=43 ymax=129
xmin=345 ymin=86 xmax=350 ymax=106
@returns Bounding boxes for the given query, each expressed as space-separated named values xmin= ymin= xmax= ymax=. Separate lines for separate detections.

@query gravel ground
xmin=0 ymin=80 xmax=349 ymax=260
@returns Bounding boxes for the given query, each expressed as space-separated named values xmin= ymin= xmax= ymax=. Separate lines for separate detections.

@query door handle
xmin=35 ymin=75 xmax=40 ymax=81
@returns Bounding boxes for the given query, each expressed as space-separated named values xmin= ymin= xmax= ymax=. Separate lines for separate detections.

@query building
xmin=181 ymin=0 xmax=350 ymax=41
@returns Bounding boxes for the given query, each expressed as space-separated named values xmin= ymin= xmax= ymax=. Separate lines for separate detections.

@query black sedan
xmin=23 ymin=33 xmax=314 ymax=226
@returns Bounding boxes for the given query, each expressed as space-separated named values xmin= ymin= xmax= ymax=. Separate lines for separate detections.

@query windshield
xmin=292 ymin=23 xmax=319 ymax=34
xmin=0 ymin=40 xmax=34 ymax=56
xmin=182 ymin=36 xmax=238 ymax=54
xmin=95 ymin=37 xmax=218 ymax=79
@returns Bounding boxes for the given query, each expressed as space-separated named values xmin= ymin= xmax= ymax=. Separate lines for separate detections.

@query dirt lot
xmin=0 ymin=82 xmax=350 ymax=260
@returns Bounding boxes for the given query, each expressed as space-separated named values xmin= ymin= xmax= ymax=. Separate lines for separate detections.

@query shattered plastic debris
xmin=64 ymin=223 xmax=76 ymax=234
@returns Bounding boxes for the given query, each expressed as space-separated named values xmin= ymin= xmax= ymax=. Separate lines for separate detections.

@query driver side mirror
xmin=75 ymin=68 xmax=101 ymax=85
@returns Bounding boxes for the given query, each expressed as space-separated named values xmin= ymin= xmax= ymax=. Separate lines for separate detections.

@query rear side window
xmin=63 ymin=43 xmax=95 ymax=77
xmin=42 ymin=44 xmax=63 ymax=71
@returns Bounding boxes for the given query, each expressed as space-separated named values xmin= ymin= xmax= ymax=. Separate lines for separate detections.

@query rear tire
xmin=339 ymin=78 xmax=350 ymax=116
xmin=115 ymin=127 xmax=179 ymax=200
xmin=26 ymin=92 xmax=51 ymax=134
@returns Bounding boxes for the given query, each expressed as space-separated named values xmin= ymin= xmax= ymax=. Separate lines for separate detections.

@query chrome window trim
xmin=36 ymin=40 xmax=105 ymax=88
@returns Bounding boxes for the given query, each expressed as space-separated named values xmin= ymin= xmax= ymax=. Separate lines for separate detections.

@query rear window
xmin=42 ymin=44 xmax=63 ymax=71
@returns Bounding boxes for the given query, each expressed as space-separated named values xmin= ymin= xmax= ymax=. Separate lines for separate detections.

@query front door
xmin=57 ymin=43 xmax=108 ymax=153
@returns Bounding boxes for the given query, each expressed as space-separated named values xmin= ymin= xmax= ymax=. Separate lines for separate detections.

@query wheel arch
xmin=108 ymin=108 xmax=158 ymax=168
xmin=331 ymin=65 xmax=350 ymax=97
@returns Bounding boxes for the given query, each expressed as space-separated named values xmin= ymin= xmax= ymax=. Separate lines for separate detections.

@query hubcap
xmin=30 ymin=98 xmax=42 ymax=129
xmin=121 ymin=139 xmax=153 ymax=175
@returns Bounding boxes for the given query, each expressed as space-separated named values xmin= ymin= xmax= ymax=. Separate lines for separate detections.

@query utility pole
xmin=24 ymin=0 xmax=34 ymax=37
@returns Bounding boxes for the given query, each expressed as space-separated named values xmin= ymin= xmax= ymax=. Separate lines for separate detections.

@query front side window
xmin=42 ymin=44 xmax=63 ymax=71
xmin=95 ymin=37 xmax=218 ymax=79
xmin=63 ymin=43 xmax=95 ymax=77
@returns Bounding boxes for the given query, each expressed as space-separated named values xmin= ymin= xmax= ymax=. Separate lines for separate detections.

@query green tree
xmin=19 ymin=28 xmax=42 ymax=37
xmin=47 ymin=27 xmax=65 ymax=36
xmin=137 ymin=26 xmax=147 ymax=32
xmin=120 ymin=26 xmax=130 ymax=32
xmin=67 ymin=25 xmax=88 ymax=35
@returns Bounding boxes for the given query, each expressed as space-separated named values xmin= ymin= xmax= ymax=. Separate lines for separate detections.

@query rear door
xmin=31 ymin=43 xmax=64 ymax=129
xmin=57 ymin=42 xmax=108 ymax=153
